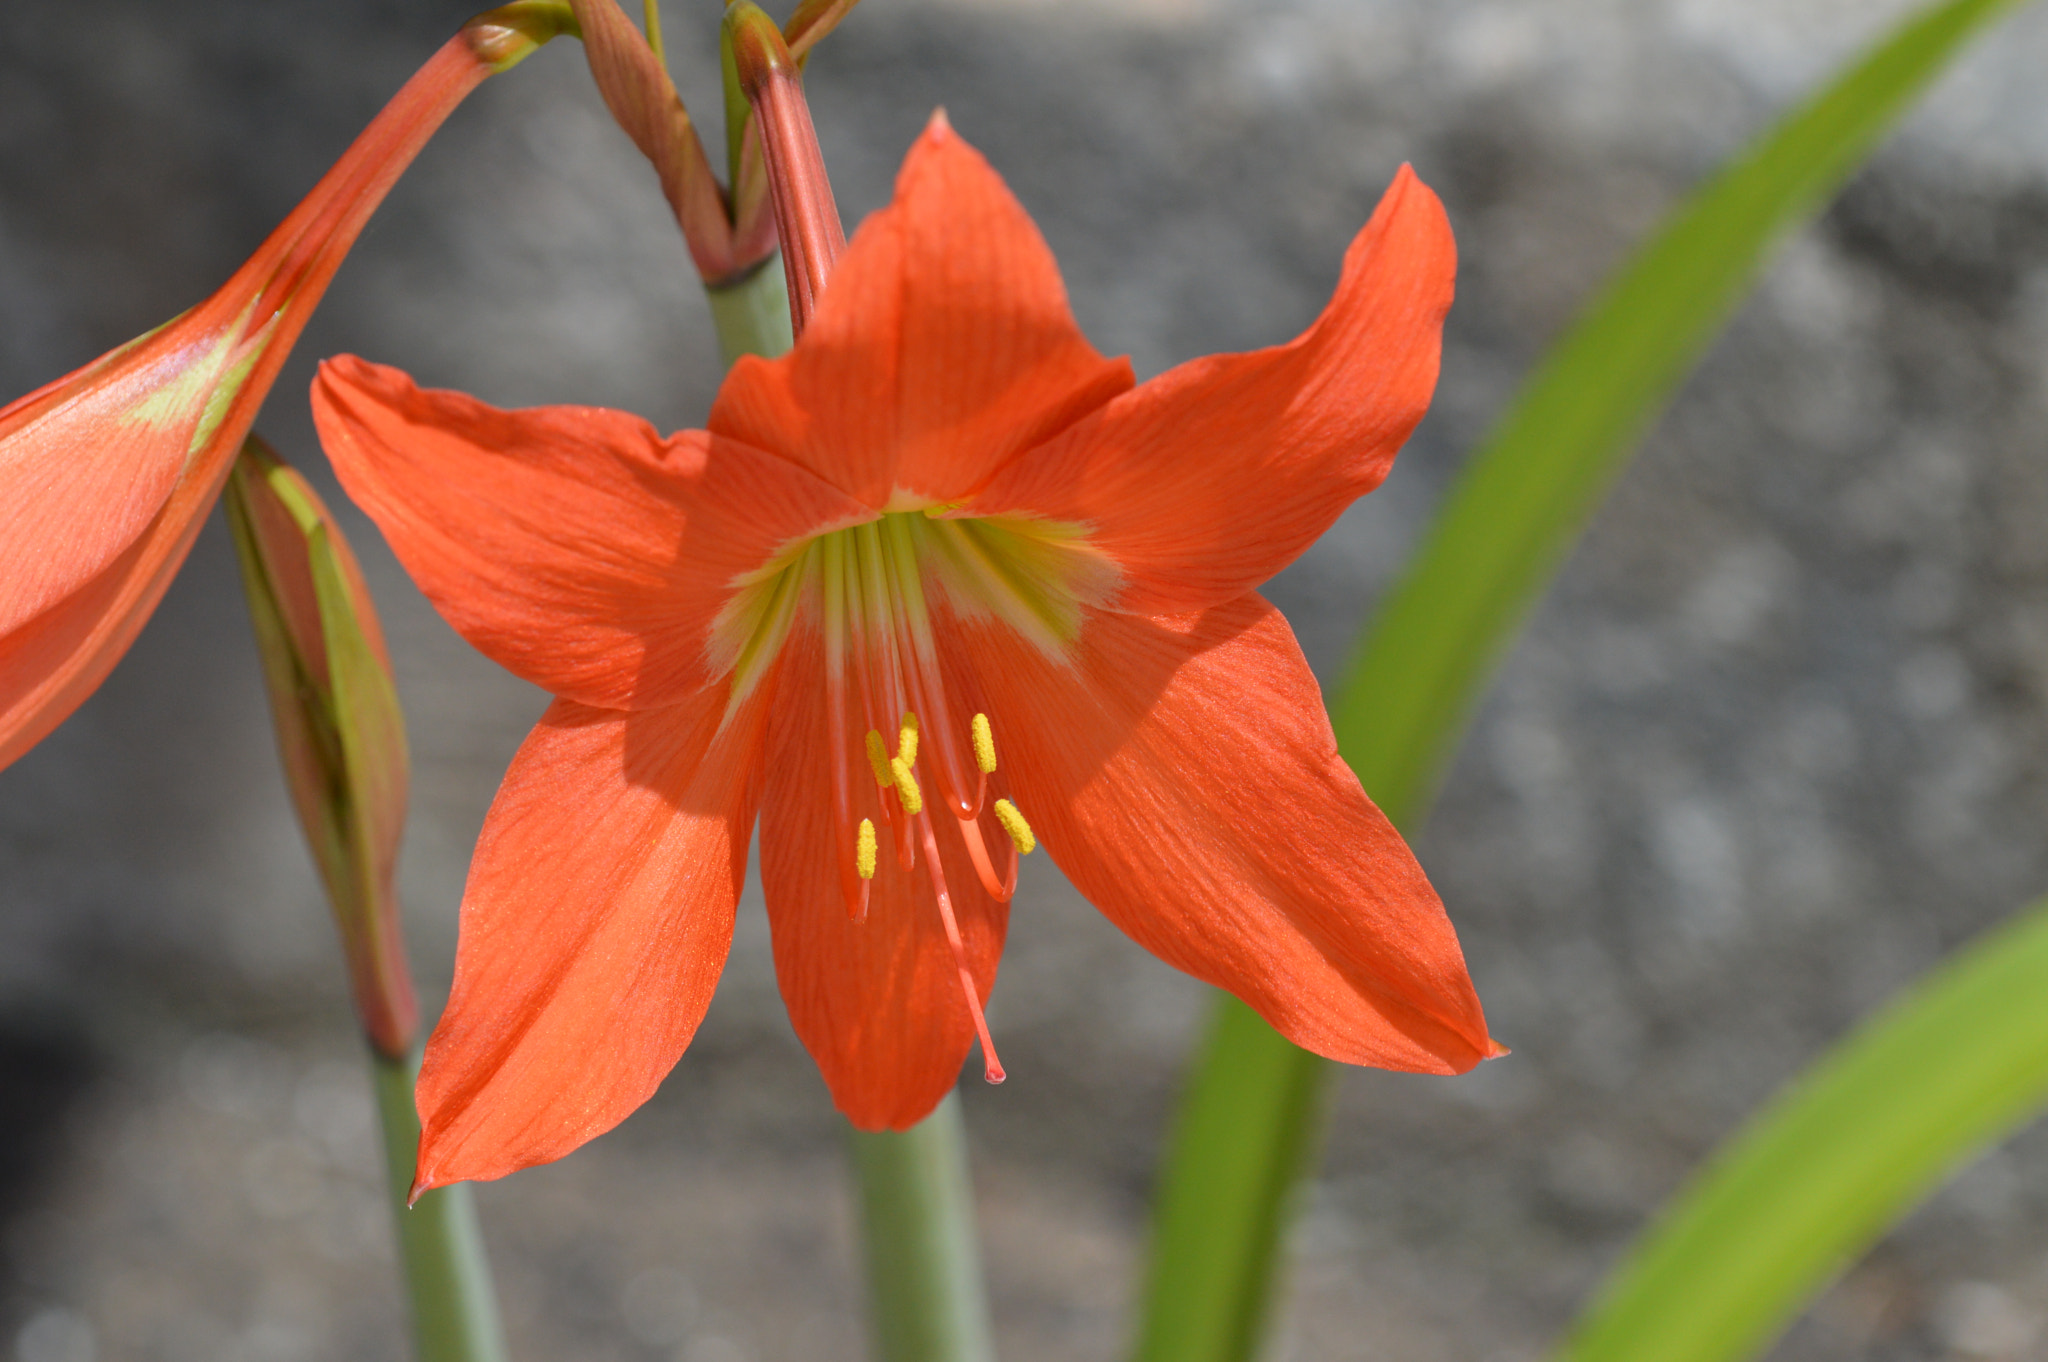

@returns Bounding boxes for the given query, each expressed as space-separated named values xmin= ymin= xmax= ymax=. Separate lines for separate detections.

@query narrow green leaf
xmin=1333 ymin=0 xmax=2027 ymax=819
xmin=1132 ymin=1002 xmax=1325 ymax=1362
xmin=1558 ymin=895 xmax=2048 ymax=1362
xmin=1131 ymin=2 xmax=2027 ymax=1359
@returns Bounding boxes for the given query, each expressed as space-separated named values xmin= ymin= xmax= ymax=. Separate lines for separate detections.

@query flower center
xmin=710 ymin=509 xmax=1117 ymax=1082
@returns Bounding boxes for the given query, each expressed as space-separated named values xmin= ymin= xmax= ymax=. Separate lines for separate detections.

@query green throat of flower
xmin=709 ymin=508 xmax=1117 ymax=1082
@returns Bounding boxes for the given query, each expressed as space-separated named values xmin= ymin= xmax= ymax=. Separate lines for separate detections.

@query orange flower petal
xmin=314 ymin=355 xmax=870 ymax=710
xmin=709 ymin=114 xmax=1133 ymax=509
xmin=756 ymin=624 xmax=1007 ymax=1130
xmin=956 ymin=592 xmax=1494 ymax=1072
xmin=0 ymin=332 xmax=217 ymax=639
xmin=966 ymin=165 xmax=1455 ymax=615
xmin=413 ymin=687 xmax=767 ymax=1193
xmin=0 ymin=29 xmax=519 ymax=772
xmin=0 ymin=471 xmax=209 ymax=770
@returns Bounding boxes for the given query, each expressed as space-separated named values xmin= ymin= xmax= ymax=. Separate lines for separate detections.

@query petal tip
xmin=405 ymin=1157 xmax=444 ymax=1205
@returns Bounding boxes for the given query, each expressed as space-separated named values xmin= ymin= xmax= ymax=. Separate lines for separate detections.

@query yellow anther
xmin=992 ymin=799 xmax=1035 ymax=855
xmin=897 ymin=711 xmax=920 ymax=767
xmin=891 ymin=758 xmax=924 ymax=814
xmin=865 ymin=730 xmax=894 ymax=787
xmin=856 ymin=819 xmax=878 ymax=879
xmin=971 ymin=713 xmax=997 ymax=774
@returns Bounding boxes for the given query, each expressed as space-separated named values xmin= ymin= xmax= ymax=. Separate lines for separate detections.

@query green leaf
xmin=1333 ymin=0 xmax=2027 ymax=820
xmin=1130 ymin=2 xmax=2028 ymax=1359
xmin=1558 ymin=894 xmax=2048 ymax=1362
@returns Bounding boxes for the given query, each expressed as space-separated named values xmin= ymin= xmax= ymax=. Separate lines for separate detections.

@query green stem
xmin=850 ymin=1094 xmax=997 ymax=1362
xmin=706 ymin=256 xmax=794 ymax=366
xmin=641 ymin=0 xmax=665 ymax=62
xmin=371 ymin=1049 xmax=510 ymax=1362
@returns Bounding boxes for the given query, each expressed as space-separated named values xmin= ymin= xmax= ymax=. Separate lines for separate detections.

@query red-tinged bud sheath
xmin=226 ymin=437 xmax=419 ymax=1059
xmin=782 ymin=0 xmax=863 ymax=63
xmin=567 ymin=0 xmax=776 ymax=282
xmin=0 ymin=8 xmax=562 ymax=774
xmin=725 ymin=1 xmax=845 ymax=335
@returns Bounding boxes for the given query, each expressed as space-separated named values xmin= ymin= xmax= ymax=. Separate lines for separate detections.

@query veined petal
xmin=709 ymin=114 xmax=1133 ymax=509
xmin=757 ymin=624 xmax=1007 ymax=1130
xmin=0 ymin=459 xmax=220 ymax=770
xmin=965 ymin=166 xmax=1455 ymax=615
xmin=413 ymin=686 xmax=768 ymax=1193
xmin=315 ymin=356 xmax=871 ymax=710
xmin=956 ymin=593 xmax=1494 ymax=1072
xmin=0 ymin=318 xmax=246 ymax=638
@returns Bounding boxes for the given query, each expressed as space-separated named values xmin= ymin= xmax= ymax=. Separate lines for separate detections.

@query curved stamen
xmin=917 ymin=813 xmax=1005 ymax=1084
xmin=957 ymin=813 xmax=1017 ymax=902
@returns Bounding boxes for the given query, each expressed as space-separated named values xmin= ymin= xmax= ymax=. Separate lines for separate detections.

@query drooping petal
xmin=315 ymin=355 xmax=871 ymax=711
xmin=964 ymin=165 xmax=1455 ymax=616
xmin=0 ymin=324 xmax=240 ymax=639
xmin=756 ymin=624 xmax=1007 ymax=1130
xmin=0 ymin=17 xmax=552 ymax=772
xmin=413 ymin=685 xmax=768 ymax=1193
xmin=955 ymin=592 xmax=1494 ymax=1072
xmin=0 ymin=468 xmax=211 ymax=770
xmin=709 ymin=114 xmax=1133 ymax=509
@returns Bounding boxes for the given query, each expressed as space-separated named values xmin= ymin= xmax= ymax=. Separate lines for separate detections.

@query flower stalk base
xmin=373 ymin=1050 xmax=510 ymax=1362
xmin=850 ymin=1093 xmax=996 ymax=1362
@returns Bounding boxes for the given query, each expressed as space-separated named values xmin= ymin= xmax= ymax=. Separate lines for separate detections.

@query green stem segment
xmin=373 ymin=1050 xmax=510 ymax=1362
xmin=850 ymin=1094 xmax=997 ymax=1362
xmin=706 ymin=255 xmax=795 ymax=365
xmin=1130 ymin=0 xmax=2025 ymax=1359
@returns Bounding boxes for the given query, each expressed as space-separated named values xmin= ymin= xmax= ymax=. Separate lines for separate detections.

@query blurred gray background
xmin=5 ymin=0 xmax=2048 ymax=1358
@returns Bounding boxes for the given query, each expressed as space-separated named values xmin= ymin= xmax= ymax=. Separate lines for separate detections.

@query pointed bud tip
xmin=925 ymin=107 xmax=953 ymax=140
xmin=725 ymin=1 xmax=797 ymax=98
xmin=462 ymin=1 xmax=577 ymax=72
xmin=1484 ymin=1038 xmax=1512 ymax=1060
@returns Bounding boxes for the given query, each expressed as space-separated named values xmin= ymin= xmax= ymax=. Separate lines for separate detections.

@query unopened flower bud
xmin=225 ymin=437 xmax=417 ymax=1059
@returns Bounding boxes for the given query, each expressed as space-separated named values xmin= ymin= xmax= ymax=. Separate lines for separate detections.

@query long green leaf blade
xmin=1334 ymin=0 xmax=2025 ymax=815
xmin=1558 ymin=895 xmax=2048 ymax=1362
xmin=1131 ymin=2 xmax=2027 ymax=1359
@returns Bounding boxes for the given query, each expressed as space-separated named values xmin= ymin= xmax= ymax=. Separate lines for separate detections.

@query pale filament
xmin=820 ymin=533 xmax=869 ymax=922
xmin=877 ymin=515 xmax=980 ymax=819
xmin=850 ymin=521 xmax=917 ymax=872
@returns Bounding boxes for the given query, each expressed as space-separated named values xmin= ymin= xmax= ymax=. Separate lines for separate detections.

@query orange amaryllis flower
xmin=316 ymin=117 xmax=1495 ymax=1192
xmin=0 ymin=4 xmax=567 ymax=772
